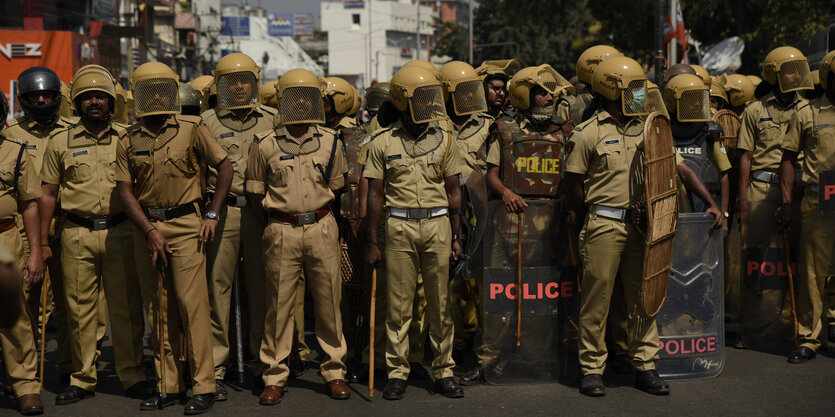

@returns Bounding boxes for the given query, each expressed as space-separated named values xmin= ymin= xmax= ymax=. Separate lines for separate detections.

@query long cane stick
xmin=233 ymin=267 xmax=245 ymax=384
xmin=39 ymin=276 xmax=48 ymax=386
xmin=782 ymin=233 xmax=799 ymax=346
xmin=368 ymin=268 xmax=377 ymax=397
xmin=156 ymin=263 xmax=167 ymax=402
xmin=516 ymin=212 xmax=523 ymax=347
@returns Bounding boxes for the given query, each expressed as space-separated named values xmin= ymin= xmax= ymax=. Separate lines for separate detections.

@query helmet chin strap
xmin=522 ymin=105 xmax=553 ymax=129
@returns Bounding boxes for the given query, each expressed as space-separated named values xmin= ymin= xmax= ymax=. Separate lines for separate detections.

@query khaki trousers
xmin=578 ymin=213 xmax=659 ymax=375
xmin=796 ymin=192 xmax=835 ymax=350
xmin=260 ymin=214 xmax=346 ymax=387
xmin=61 ymin=220 xmax=146 ymax=390
xmin=384 ymin=216 xmax=455 ymax=381
xmin=293 ymin=272 xmax=310 ymax=362
xmin=0 ymin=228 xmax=40 ymax=396
xmin=207 ymin=204 xmax=266 ymax=379
xmin=134 ymin=213 xmax=215 ymax=395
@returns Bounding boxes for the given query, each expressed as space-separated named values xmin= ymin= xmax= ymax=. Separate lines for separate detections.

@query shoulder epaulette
xmin=319 ymin=126 xmax=338 ymax=136
xmin=112 ymin=121 xmax=129 ymax=131
xmin=49 ymin=125 xmax=74 ymax=140
xmin=2 ymin=136 xmax=26 ymax=146
xmin=477 ymin=113 xmax=495 ymax=121
xmin=200 ymin=108 xmax=217 ymax=121
xmin=574 ymin=115 xmax=596 ymax=132
xmin=368 ymin=125 xmax=393 ymax=140
xmin=58 ymin=116 xmax=76 ymax=126
xmin=5 ymin=118 xmax=19 ymax=127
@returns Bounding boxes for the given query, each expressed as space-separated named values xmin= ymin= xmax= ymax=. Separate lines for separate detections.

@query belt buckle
xmin=92 ymin=218 xmax=108 ymax=230
xmin=236 ymin=196 xmax=247 ymax=207
xmin=148 ymin=208 xmax=166 ymax=221
xmin=297 ymin=212 xmax=316 ymax=226
xmin=410 ymin=208 xmax=429 ymax=219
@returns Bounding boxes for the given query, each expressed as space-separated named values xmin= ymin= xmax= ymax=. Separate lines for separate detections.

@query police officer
xmin=246 ymin=68 xmax=350 ymax=405
xmin=259 ymin=81 xmax=280 ymax=111
xmin=364 ymin=82 xmax=390 ymax=123
xmin=4 ymin=66 xmax=75 ymax=381
xmin=661 ymin=63 xmax=697 ymax=87
xmin=115 ymin=61 xmax=232 ymax=414
xmin=476 ymin=59 xmax=522 ymax=119
xmin=723 ymin=74 xmax=756 ymax=117
xmin=710 ymin=76 xmax=729 ymax=114
xmin=40 ymin=64 xmax=149 ymax=404
xmin=363 ymin=65 xmax=465 ymax=400
xmin=563 ymin=56 xmax=669 ymax=397
xmin=0 ymin=87 xmax=45 ymax=416
xmin=180 ymin=83 xmax=203 ymax=116
xmin=779 ymin=49 xmax=835 ymax=363
xmin=202 ymin=53 xmax=277 ymax=399
xmin=189 ymin=75 xmax=215 ymax=114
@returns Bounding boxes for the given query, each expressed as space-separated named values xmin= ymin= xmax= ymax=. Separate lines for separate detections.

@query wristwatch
xmin=205 ymin=211 xmax=219 ymax=220
xmin=723 ymin=211 xmax=730 ymax=219
xmin=452 ymin=234 xmax=462 ymax=242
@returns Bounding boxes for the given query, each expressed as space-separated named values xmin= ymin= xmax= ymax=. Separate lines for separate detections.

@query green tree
xmin=433 ymin=21 xmax=470 ymax=62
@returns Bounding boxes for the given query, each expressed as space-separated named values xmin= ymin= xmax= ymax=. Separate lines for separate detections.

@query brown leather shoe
xmin=258 ymin=385 xmax=284 ymax=405
xmin=327 ymin=379 xmax=351 ymax=400
xmin=18 ymin=394 xmax=44 ymax=415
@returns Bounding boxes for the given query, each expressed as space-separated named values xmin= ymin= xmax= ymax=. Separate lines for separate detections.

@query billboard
xmin=293 ymin=13 xmax=314 ymax=36
xmin=268 ymin=14 xmax=294 ymax=37
xmin=221 ymin=17 xmax=250 ymax=37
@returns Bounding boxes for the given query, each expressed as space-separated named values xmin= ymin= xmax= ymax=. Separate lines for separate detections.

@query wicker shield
xmin=713 ymin=109 xmax=742 ymax=152
xmin=641 ymin=112 xmax=679 ymax=316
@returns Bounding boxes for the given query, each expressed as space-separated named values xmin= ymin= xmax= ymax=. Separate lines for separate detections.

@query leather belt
xmin=0 ymin=219 xmax=15 ymax=233
xmin=387 ymin=207 xmax=448 ymax=220
xmin=751 ymin=170 xmax=803 ymax=184
xmin=591 ymin=204 xmax=627 ymax=221
xmin=208 ymin=193 xmax=248 ymax=208
xmin=66 ymin=212 xmax=128 ymax=231
xmin=270 ymin=208 xmax=330 ymax=226
xmin=144 ymin=202 xmax=197 ymax=221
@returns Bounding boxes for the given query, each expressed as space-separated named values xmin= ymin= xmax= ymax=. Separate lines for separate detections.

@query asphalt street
xmin=2 ymin=323 xmax=833 ymax=417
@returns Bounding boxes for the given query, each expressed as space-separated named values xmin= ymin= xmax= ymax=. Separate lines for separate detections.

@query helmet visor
xmin=280 ymin=86 xmax=325 ymax=125
xmin=217 ymin=71 xmax=259 ymax=110
xmin=133 ymin=78 xmax=180 ymax=117
xmin=777 ymin=60 xmax=813 ymax=93
xmin=408 ymin=85 xmax=447 ymax=124
xmin=622 ymin=79 xmax=649 ymax=117
xmin=676 ymin=89 xmax=711 ymax=122
xmin=451 ymin=79 xmax=487 ymax=116
xmin=647 ymin=87 xmax=668 ymax=119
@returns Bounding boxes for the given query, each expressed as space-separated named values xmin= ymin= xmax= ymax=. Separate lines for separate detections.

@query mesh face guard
xmin=400 ymin=126 xmax=444 ymax=158
xmin=133 ymin=78 xmax=180 ymax=117
xmin=217 ymin=71 xmax=259 ymax=110
xmin=647 ymin=87 xmax=669 ymax=119
xmin=777 ymin=60 xmax=813 ymax=93
xmin=280 ymin=86 xmax=325 ymax=125
xmin=622 ymin=79 xmax=650 ymax=117
xmin=676 ymin=89 xmax=711 ymax=122
xmin=452 ymin=79 xmax=487 ymax=116
xmin=408 ymin=85 xmax=447 ymax=124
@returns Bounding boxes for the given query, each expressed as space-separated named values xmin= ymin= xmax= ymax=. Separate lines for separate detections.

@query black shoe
xmin=125 ymin=380 xmax=154 ymax=400
xmin=433 ymin=377 xmax=464 ymax=398
xmin=459 ymin=364 xmax=487 ymax=386
xmin=579 ymin=374 xmax=606 ymax=397
xmin=382 ymin=378 xmax=407 ymax=401
xmin=139 ymin=393 xmax=178 ymax=411
xmin=634 ymin=370 xmax=670 ymax=395
xmin=408 ymin=362 xmax=430 ymax=380
xmin=788 ymin=346 xmax=816 ymax=364
xmin=184 ymin=394 xmax=214 ymax=415
xmin=214 ymin=380 xmax=228 ymax=402
xmin=55 ymin=385 xmax=94 ymax=405
xmin=613 ymin=354 xmax=632 ymax=374
xmin=289 ymin=359 xmax=305 ymax=378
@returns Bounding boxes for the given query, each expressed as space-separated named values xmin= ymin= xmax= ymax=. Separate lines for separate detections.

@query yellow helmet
xmin=746 ymin=74 xmax=762 ymax=87
xmin=259 ymin=81 xmax=279 ymax=109
xmin=709 ymin=77 xmax=728 ymax=103
xmin=576 ymin=45 xmax=623 ymax=85
xmin=819 ymin=49 xmax=835 ymax=90
xmin=113 ymin=83 xmax=128 ymax=123
xmin=722 ymin=74 xmax=755 ymax=107
xmin=188 ymin=75 xmax=214 ymax=113
xmin=762 ymin=46 xmax=812 ymax=93
xmin=591 ymin=56 xmax=649 ymax=116
xmin=508 ymin=64 xmax=570 ymax=111
xmin=70 ymin=64 xmax=117 ymax=103
xmin=212 ymin=53 xmax=260 ymax=110
xmin=664 ymin=74 xmax=711 ymax=122
xmin=130 ymin=62 xmax=180 ymax=117
xmin=690 ymin=64 xmax=711 ymax=88
xmin=439 ymin=61 xmax=487 ymax=116
xmin=179 ymin=83 xmax=202 ymax=115
xmin=58 ymin=81 xmax=73 ymax=118
xmin=349 ymin=85 xmax=361 ymax=116
xmin=390 ymin=66 xmax=447 ymax=124
xmin=323 ymin=76 xmax=356 ymax=115
xmin=475 ymin=59 xmax=522 ymax=81
xmin=403 ymin=60 xmax=436 ymax=72
xmin=277 ymin=68 xmax=326 ymax=125
xmin=646 ymin=81 xmax=669 ymax=119
xmin=365 ymin=82 xmax=390 ymax=113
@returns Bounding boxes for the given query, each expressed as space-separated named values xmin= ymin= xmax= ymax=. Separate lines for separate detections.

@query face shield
xmin=646 ymin=87 xmax=669 ymax=119
xmin=408 ymin=84 xmax=447 ymax=124
xmin=676 ymin=89 xmax=711 ymax=122
xmin=217 ymin=71 xmax=259 ymax=110
xmin=451 ymin=79 xmax=487 ymax=116
xmin=622 ymin=79 xmax=650 ymax=117
xmin=133 ymin=78 xmax=180 ymax=117
xmin=279 ymin=86 xmax=325 ymax=125
xmin=777 ymin=59 xmax=813 ymax=93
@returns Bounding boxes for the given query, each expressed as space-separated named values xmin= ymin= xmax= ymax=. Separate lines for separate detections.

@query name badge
xmin=604 ymin=139 xmax=620 ymax=146
xmin=220 ymin=132 xmax=235 ymax=139
xmin=72 ymin=150 xmax=89 ymax=157
xmin=387 ymin=154 xmax=402 ymax=160
xmin=816 ymin=124 xmax=832 ymax=129
xmin=134 ymin=150 xmax=151 ymax=156
xmin=25 ymin=144 xmax=37 ymax=150
xmin=279 ymin=154 xmax=295 ymax=160
xmin=759 ymin=117 xmax=773 ymax=122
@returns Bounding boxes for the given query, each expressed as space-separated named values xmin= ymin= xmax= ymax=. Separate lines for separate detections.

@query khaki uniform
xmin=737 ymin=93 xmax=804 ymax=248
xmin=246 ymin=124 xmax=348 ymax=387
xmin=782 ymin=94 xmax=835 ymax=351
xmin=454 ymin=113 xmax=493 ymax=179
xmin=3 ymin=115 xmax=77 ymax=375
xmin=115 ymin=115 xmax=226 ymax=395
xmin=565 ymin=110 xmax=660 ymax=375
xmin=0 ymin=135 xmax=42 ymax=396
xmin=202 ymin=106 xmax=278 ymax=379
xmin=40 ymin=122 xmax=147 ymax=391
xmin=364 ymin=120 xmax=462 ymax=380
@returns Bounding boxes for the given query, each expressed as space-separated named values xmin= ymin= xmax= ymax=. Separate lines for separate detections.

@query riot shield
xmin=642 ymin=112 xmax=679 ymax=316
xmin=482 ymin=199 xmax=579 ymax=384
xmin=740 ymin=246 xmax=798 ymax=355
xmin=656 ymin=213 xmax=724 ymax=379
xmin=339 ymin=223 xmax=370 ymax=359
xmin=713 ymin=109 xmax=741 ymax=157
xmin=452 ymin=169 xmax=488 ymax=279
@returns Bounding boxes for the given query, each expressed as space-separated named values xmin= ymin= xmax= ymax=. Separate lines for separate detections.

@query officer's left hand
xmin=199 ymin=218 xmax=219 ymax=242
xmin=450 ymin=239 xmax=463 ymax=261
xmin=775 ymin=203 xmax=792 ymax=231
xmin=706 ymin=206 xmax=726 ymax=230
xmin=24 ymin=252 xmax=44 ymax=287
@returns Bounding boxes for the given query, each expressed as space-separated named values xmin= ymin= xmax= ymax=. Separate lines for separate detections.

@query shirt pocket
xmin=0 ymin=161 xmax=15 ymax=187
xmin=129 ymin=152 xmax=152 ymax=180
xmin=595 ymin=141 xmax=626 ymax=171
xmin=164 ymin=150 xmax=195 ymax=178
xmin=385 ymin=158 xmax=410 ymax=182
xmin=757 ymin=119 xmax=782 ymax=146
xmin=65 ymin=156 xmax=94 ymax=183
xmin=269 ymin=160 xmax=293 ymax=187
xmin=220 ymin=138 xmax=242 ymax=160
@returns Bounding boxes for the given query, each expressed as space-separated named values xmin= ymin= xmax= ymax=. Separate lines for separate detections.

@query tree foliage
xmin=433 ymin=21 xmax=470 ymax=62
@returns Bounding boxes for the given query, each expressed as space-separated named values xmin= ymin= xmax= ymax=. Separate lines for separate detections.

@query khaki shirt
xmin=364 ymin=120 xmax=462 ymax=208
xmin=737 ymin=92 xmax=805 ymax=172
xmin=336 ymin=116 xmax=358 ymax=130
xmin=565 ymin=109 xmax=647 ymax=209
xmin=3 ymin=115 xmax=74 ymax=175
xmin=201 ymin=106 xmax=278 ymax=196
xmin=246 ymin=124 xmax=347 ymax=214
xmin=0 ymin=136 xmax=41 ymax=220
xmin=783 ymin=94 xmax=835 ymax=185
xmin=41 ymin=122 xmax=128 ymax=218
xmin=485 ymin=116 xmax=546 ymax=166
xmin=454 ymin=113 xmax=493 ymax=177
xmin=115 ymin=115 xmax=227 ymax=208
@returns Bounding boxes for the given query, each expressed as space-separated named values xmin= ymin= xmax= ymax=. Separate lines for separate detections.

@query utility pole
xmin=669 ymin=0 xmax=677 ymax=64
xmin=654 ymin=0 xmax=664 ymax=85
xmin=368 ymin=0 xmax=372 ymax=85
xmin=468 ymin=0 xmax=473 ymax=65
xmin=416 ymin=0 xmax=420 ymax=61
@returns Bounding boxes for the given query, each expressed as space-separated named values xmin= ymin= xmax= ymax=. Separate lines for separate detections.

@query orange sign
xmin=0 ymin=30 xmax=75 ymax=93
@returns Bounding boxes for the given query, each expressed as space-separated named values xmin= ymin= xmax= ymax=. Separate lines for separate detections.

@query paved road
xmin=2 ymin=325 xmax=834 ymax=417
